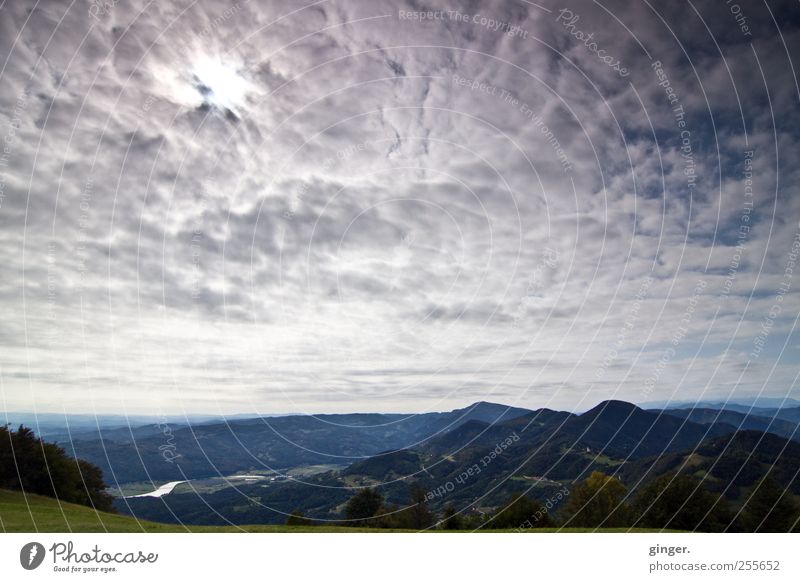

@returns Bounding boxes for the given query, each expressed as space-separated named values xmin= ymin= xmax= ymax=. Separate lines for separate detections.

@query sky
xmin=1 ymin=0 xmax=799 ymax=416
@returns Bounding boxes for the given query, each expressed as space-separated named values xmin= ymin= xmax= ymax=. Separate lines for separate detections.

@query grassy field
xmin=0 ymin=489 xmax=669 ymax=533
xmin=0 ymin=489 xmax=400 ymax=532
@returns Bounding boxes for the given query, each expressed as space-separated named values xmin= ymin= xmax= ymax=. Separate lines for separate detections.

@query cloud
xmin=0 ymin=0 xmax=798 ymax=414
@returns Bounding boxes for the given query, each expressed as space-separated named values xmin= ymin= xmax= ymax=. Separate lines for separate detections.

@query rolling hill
xmin=620 ymin=430 xmax=800 ymax=498
xmin=14 ymin=398 xmax=789 ymax=528
xmin=656 ymin=408 xmax=799 ymax=442
xmin=64 ymin=402 xmax=533 ymax=483
xmin=118 ymin=401 xmax=797 ymax=526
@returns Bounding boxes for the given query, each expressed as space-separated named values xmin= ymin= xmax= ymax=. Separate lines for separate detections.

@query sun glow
xmin=192 ymin=57 xmax=251 ymax=115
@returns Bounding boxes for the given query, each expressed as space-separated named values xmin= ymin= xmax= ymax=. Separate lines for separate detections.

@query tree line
xmin=287 ymin=471 xmax=800 ymax=532
xmin=558 ymin=471 xmax=799 ymax=532
xmin=0 ymin=425 xmax=115 ymax=512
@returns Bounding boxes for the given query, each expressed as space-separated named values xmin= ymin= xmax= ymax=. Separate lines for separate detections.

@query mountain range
xmin=63 ymin=399 xmax=800 ymax=526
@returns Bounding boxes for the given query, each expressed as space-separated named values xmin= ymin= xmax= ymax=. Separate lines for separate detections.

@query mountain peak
xmin=466 ymin=400 xmax=511 ymax=410
xmin=584 ymin=400 xmax=642 ymax=416
xmin=451 ymin=401 xmax=530 ymax=414
xmin=447 ymin=401 xmax=533 ymax=425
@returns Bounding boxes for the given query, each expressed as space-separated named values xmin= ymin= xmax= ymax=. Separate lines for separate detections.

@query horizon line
xmin=3 ymin=395 xmax=798 ymax=422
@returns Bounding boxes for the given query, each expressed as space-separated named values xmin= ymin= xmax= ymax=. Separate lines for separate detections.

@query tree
xmin=372 ymin=504 xmax=401 ymax=529
xmin=462 ymin=511 xmax=488 ymax=529
xmin=344 ymin=487 xmax=383 ymax=525
xmin=560 ymin=471 xmax=632 ymax=528
xmin=632 ymin=473 xmax=732 ymax=532
xmin=405 ymin=482 xmax=434 ymax=530
xmin=738 ymin=476 xmax=799 ymax=532
xmin=0 ymin=425 xmax=114 ymax=512
xmin=377 ymin=484 xmax=435 ymax=530
xmin=491 ymin=494 xmax=554 ymax=529
xmin=440 ymin=504 xmax=464 ymax=530
xmin=74 ymin=459 xmax=115 ymax=512
xmin=285 ymin=509 xmax=312 ymax=526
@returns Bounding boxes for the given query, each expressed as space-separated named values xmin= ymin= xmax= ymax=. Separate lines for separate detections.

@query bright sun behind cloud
xmin=191 ymin=57 xmax=252 ymax=115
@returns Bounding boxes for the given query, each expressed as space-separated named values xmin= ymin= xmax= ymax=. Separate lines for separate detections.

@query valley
xmin=38 ymin=399 xmax=797 ymax=529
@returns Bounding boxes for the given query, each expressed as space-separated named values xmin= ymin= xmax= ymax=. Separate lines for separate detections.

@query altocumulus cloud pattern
xmin=0 ymin=0 xmax=799 ymax=417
